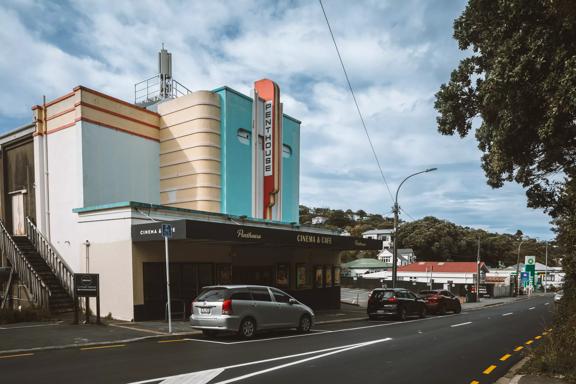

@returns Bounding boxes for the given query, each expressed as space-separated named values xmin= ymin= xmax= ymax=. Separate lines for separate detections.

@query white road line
xmin=186 ymin=315 xmax=449 ymax=345
xmin=544 ymin=303 xmax=550 ymax=306
xmin=0 ymin=322 xmax=62 ymax=330
xmin=186 ymin=330 xmax=333 ymax=345
xmin=529 ymin=307 xmax=535 ymax=310
xmin=502 ymin=312 xmax=513 ymax=316
xmin=212 ymin=338 xmax=392 ymax=384
xmin=450 ymin=322 xmax=472 ymax=328
xmin=128 ymin=338 xmax=392 ymax=384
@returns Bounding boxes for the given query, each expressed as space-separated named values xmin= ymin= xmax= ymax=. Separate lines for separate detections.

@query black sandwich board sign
xmin=74 ymin=273 xmax=100 ymax=324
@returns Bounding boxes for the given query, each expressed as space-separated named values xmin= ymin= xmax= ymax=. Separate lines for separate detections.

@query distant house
xmin=311 ymin=216 xmax=328 ymax=225
xmin=341 ymin=258 xmax=392 ymax=277
xmin=363 ymin=261 xmax=489 ymax=286
xmin=377 ymin=248 xmax=393 ymax=262
xmin=362 ymin=229 xmax=393 ymax=248
xmin=397 ymin=248 xmax=416 ymax=265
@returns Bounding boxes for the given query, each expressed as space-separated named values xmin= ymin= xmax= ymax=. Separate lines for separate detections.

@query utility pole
xmin=476 ymin=237 xmax=480 ymax=303
xmin=515 ymin=239 xmax=525 ymax=296
xmin=544 ymin=241 xmax=548 ymax=293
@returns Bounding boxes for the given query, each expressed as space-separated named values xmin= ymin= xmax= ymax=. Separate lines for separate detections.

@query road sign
xmin=73 ymin=273 xmax=100 ymax=324
xmin=162 ymin=223 xmax=173 ymax=238
xmin=525 ymin=256 xmax=536 ymax=266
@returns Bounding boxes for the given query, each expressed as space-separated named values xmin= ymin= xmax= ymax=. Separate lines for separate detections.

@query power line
xmin=400 ymin=207 xmax=416 ymax=222
xmin=318 ymin=0 xmax=395 ymax=204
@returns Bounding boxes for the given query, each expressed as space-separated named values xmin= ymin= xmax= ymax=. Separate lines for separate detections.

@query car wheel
xmin=398 ymin=306 xmax=407 ymax=321
xmin=202 ymin=330 xmax=217 ymax=338
xmin=419 ymin=305 xmax=427 ymax=318
xmin=239 ymin=318 xmax=257 ymax=339
xmin=438 ymin=304 xmax=446 ymax=315
xmin=454 ymin=302 xmax=462 ymax=314
xmin=298 ymin=315 xmax=312 ymax=333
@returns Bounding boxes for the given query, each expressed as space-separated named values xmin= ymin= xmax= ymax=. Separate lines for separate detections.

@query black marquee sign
xmin=131 ymin=219 xmax=382 ymax=251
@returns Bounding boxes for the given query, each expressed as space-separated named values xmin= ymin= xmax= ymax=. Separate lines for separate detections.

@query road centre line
xmin=80 ymin=344 xmax=126 ymax=351
xmin=514 ymin=346 xmax=524 ymax=351
xmin=500 ymin=354 xmax=511 ymax=361
xmin=451 ymin=322 xmax=472 ymax=328
xmin=129 ymin=338 xmax=393 ymax=384
xmin=529 ymin=307 xmax=535 ymax=310
xmin=483 ymin=365 xmax=497 ymax=375
xmin=502 ymin=312 xmax=513 ymax=316
xmin=544 ymin=303 xmax=550 ymax=306
xmin=0 ymin=353 xmax=34 ymax=360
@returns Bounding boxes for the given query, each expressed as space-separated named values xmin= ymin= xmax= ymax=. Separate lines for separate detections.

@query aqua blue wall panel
xmin=214 ymin=86 xmax=300 ymax=224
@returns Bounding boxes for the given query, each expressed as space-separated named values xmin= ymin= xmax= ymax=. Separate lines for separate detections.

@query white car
xmin=554 ymin=290 xmax=563 ymax=304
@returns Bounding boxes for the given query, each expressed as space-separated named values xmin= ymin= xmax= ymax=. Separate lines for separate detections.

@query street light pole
xmin=392 ymin=167 xmax=437 ymax=288
xmin=515 ymin=239 xmax=525 ymax=297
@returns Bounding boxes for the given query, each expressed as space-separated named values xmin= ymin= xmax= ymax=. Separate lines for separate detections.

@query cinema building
xmin=0 ymin=49 xmax=380 ymax=321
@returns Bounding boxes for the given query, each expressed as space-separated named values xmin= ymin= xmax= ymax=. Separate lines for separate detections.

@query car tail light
xmin=222 ymin=299 xmax=232 ymax=315
xmin=387 ymin=297 xmax=398 ymax=303
xmin=429 ymin=295 xmax=439 ymax=302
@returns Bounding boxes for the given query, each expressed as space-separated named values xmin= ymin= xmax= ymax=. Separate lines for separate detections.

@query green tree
xmin=435 ymin=0 xmax=576 ymax=216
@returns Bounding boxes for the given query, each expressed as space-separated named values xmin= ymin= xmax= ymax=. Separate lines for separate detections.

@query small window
xmin=271 ymin=288 xmax=291 ymax=303
xmin=230 ymin=291 xmax=252 ymax=301
xmin=282 ymin=144 xmax=292 ymax=158
xmin=251 ymin=287 xmax=272 ymax=302
xmin=237 ymin=128 xmax=250 ymax=145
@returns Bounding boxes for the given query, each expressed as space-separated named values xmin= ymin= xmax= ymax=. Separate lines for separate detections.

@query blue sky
xmin=0 ymin=0 xmax=554 ymax=239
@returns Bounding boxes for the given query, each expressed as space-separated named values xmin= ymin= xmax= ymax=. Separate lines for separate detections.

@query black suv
xmin=367 ymin=288 xmax=427 ymax=321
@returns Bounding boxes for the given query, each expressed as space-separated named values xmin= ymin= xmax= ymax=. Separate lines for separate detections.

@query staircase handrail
xmin=0 ymin=220 xmax=51 ymax=310
xmin=25 ymin=218 xmax=74 ymax=298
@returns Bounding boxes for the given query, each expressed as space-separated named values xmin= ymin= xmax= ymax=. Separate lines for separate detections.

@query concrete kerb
xmin=496 ymin=356 xmax=531 ymax=384
xmin=0 ymin=331 xmax=200 ymax=356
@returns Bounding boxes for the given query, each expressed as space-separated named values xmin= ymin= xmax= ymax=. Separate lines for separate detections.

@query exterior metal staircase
xmin=0 ymin=218 xmax=74 ymax=313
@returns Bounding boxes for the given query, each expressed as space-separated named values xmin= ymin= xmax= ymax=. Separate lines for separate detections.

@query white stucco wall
xmin=82 ymin=121 xmax=160 ymax=207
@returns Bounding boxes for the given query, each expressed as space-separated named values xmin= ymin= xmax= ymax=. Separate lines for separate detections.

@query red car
xmin=419 ymin=289 xmax=461 ymax=315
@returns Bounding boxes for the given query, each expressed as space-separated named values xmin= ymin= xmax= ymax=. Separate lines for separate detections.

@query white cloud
xmin=0 ymin=0 xmax=553 ymax=239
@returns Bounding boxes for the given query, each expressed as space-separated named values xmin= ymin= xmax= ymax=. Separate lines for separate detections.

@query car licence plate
xmin=377 ymin=310 xmax=385 ymax=314
xmin=200 ymin=307 xmax=211 ymax=314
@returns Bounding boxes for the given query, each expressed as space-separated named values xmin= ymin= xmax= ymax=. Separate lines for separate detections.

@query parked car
xmin=367 ymin=288 xmax=427 ymax=321
xmin=554 ymin=290 xmax=563 ymax=304
xmin=190 ymin=285 xmax=315 ymax=339
xmin=419 ymin=289 xmax=462 ymax=315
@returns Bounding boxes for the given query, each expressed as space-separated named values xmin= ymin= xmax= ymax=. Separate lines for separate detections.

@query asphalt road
xmin=0 ymin=295 xmax=554 ymax=384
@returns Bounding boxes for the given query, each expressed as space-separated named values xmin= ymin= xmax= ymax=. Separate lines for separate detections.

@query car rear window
xmin=196 ymin=288 xmax=228 ymax=302
xmin=371 ymin=290 xmax=395 ymax=300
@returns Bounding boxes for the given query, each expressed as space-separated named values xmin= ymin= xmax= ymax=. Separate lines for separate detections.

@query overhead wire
xmin=318 ymin=0 xmax=395 ymax=205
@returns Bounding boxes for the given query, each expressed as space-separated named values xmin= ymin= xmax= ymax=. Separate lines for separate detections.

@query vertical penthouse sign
xmin=253 ymin=79 xmax=282 ymax=220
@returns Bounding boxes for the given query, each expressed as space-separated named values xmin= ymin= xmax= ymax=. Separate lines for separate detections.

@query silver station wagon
xmin=190 ymin=285 xmax=315 ymax=338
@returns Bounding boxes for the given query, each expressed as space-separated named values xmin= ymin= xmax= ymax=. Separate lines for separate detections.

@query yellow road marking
xmin=158 ymin=339 xmax=187 ymax=343
xmin=500 ymin=354 xmax=512 ymax=361
xmin=514 ymin=346 xmax=524 ymax=351
xmin=80 ymin=344 xmax=126 ymax=351
xmin=535 ymin=335 xmax=542 ymax=340
xmin=525 ymin=340 xmax=533 ymax=345
xmin=0 ymin=353 xmax=34 ymax=359
xmin=483 ymin=365 xmax=497 ymax=374
xmin=471 ymin=381 xmax=480 ymax=384
xmin=542 ymin=332 xmax=548 ymax=335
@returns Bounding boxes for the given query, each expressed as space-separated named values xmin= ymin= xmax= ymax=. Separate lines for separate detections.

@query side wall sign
xmin=253 ymin=79 xmax=282 ymax=221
